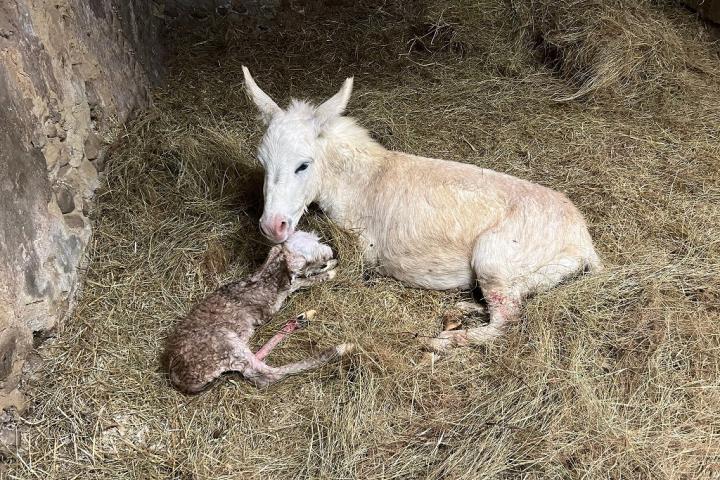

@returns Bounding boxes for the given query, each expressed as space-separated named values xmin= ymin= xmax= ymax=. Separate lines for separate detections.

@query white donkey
xmin=242 ymin=66 xmax=602 ymax=352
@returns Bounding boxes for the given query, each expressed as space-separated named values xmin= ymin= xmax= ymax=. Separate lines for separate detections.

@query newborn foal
xmin=165 ymin=231 xmax=351 ymax=394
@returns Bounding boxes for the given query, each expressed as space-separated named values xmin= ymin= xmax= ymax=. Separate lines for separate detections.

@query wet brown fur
xmin=164 ymin=232 xmax=350 ymax=394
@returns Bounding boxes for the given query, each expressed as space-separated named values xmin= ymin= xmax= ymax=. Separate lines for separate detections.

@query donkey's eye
xmin=295 ymin=162 xmax=310 ymax=174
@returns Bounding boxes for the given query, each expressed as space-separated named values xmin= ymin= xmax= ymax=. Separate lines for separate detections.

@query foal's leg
xmin=243 ymin=344 xmax=354 ymax=388
xmin=289 ymin=261 xmax=338 ymax=293
xmin=254 ymin=312 xmax=313 ymax=361
xmin=271 ymin=261 xmax=338 ymax=312
xmin=299 ymin=259 xmax=338 ymax=278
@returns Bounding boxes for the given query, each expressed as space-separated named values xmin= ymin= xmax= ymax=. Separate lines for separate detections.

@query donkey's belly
xmin=373 ymin=251 xmax=474 ymax=290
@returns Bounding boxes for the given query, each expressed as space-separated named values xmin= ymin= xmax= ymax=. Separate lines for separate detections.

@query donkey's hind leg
xmin=243 ymin=344 xmax=354 ymax=388
xmin=428 ymin=288 xmax=520 ymax=352
xmin=453 ymin=300 xmax=487 ymax=323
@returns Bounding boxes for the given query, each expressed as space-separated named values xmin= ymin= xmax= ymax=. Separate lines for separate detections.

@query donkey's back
xmin=354 ymin=151 xmax=599 ymax=292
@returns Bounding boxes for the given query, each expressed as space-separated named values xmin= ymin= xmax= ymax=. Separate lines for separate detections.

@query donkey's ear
xmin=315 ymin=77 xmax=354 ymax=125
xmin=242 ymin=66 xmax=282 ymax=124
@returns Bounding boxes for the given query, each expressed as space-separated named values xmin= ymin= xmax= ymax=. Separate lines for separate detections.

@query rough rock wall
xmin=683 ymin=0 xmax=720 ymax=24
xmin=165 ymin=0 xmax=280 ymax=19
xmin=0 ymin=0 xmax=164 ymax=406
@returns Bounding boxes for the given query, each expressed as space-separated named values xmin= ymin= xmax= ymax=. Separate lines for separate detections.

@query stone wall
xmin=0 ymin=0 xmax=164 ymax=406
xmin=683 ymin=0 xmax=720 ymax=24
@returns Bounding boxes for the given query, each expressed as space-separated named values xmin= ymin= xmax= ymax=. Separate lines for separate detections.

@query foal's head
xmin=243 ymin=66 xmax=353 ymax=243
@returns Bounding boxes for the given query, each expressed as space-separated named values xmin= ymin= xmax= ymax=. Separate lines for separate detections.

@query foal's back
xmin=165 ymin=281 xmax=271 ymax=393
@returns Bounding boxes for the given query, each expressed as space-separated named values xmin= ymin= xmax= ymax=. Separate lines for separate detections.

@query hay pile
xmin=8 ymin=0 xmax=720 ymax=478
xmin=514 ymin=0 xmax=719 ymax=100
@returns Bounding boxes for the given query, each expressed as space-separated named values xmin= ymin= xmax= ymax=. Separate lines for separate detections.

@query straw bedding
xmin=8 ymin=0 xmax=720 ymax=478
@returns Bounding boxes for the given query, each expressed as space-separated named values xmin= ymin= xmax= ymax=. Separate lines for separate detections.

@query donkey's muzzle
xmin=259 ymin=214 xmax=291 ymax=243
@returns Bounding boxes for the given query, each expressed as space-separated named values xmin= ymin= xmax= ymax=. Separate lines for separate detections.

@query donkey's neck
xmin=315 ymin=117 xmax=387 ymax=229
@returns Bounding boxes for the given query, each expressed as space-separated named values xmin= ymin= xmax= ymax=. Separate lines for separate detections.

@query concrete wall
xmin=0 ymin=0 xmax=164 ymax=406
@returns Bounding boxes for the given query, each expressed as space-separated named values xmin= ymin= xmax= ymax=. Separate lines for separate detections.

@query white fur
xmin=285 ymin=231 xmax=333 ymax=266
xmin=243 ymin=67 xmax=602 ymax=349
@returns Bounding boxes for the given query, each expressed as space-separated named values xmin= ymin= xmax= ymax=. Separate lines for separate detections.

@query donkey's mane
xmin=285 ymin=99 xmax=316 ymax=120
xmin=287 ymin=99 xmax=380 ymax=153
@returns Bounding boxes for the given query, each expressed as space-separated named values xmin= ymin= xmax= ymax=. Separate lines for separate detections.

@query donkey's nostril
xmin=260 ymin=215 xmax=291 ymax=242
xmin=269 ymin=217 xmax=290 ymax=241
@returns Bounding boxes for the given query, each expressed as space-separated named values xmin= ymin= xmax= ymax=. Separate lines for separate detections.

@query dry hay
xmin=7 ymin=0 xmax=720 ymax=478
xmin=514 ymin=0 xmax=720 ymax=101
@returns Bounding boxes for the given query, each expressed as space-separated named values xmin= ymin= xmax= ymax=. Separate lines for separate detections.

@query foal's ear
xmin=315 ymin=77 xmax=354 ymax=126
xmin=242 ymin=66 xmax=282 ymax=124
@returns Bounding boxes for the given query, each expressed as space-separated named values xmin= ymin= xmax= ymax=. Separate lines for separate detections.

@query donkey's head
xmin=243 ymin=66 xmax=354 ymax=243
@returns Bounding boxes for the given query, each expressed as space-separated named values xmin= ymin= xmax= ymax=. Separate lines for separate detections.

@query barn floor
xmin=8 ymin=0 xmax=720 ymax=478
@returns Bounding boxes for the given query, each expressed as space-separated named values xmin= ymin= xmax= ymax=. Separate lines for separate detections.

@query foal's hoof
xmin=336 ymin=343 xmax=355 ymax=356
xmin=425 ymin=330 xmax=471 ymax=353
xmin=301 ymin=259 xmax=338 ymax=278
xmin=428 ymin=337 xmax=453 ymax=353
xmin=422 ymin=333 xmax=454 ymax=353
